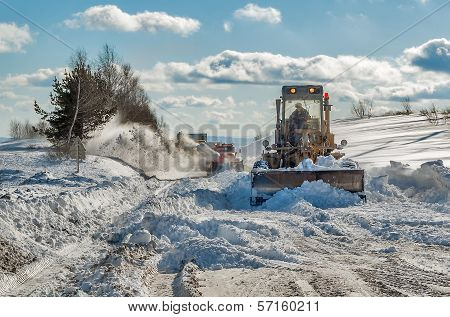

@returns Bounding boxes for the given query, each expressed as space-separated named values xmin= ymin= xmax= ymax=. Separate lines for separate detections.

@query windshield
xmin=285 ymin=98 xmax=322 ymax=131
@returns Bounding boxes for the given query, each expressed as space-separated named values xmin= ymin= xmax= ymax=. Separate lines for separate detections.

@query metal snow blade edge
xmin=250 ymin=169 xmax=365 ymax=205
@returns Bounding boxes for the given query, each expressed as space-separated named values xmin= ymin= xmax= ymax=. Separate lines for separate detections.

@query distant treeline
xmin=9 ymin=119 xmax=47 ymax=140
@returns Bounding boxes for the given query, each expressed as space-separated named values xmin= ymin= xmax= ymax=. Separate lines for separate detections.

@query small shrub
xmin=420 ymin=104 xmax=440 ymax=125
xmin=441 ymin=107 xmax=449 ymax=123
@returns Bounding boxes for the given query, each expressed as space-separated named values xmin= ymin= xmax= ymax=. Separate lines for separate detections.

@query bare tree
xmin=97 ymin=44 xmax=121 ymax=99
xmin=9 ymin=119 xmax=42 ymax=139
xmin=9 ymin=119 xmax=21 ymax=139
xmin=352 ymin=99 xmax=374 ymax=119
xmin=22 ymin=120 xmax=35 ymax=138
xmin=351 ymin=100 xmax=365 ymax=119
xmin=116 ymin=63 xmax=158 ymax=129
xmin=97 ymin=45 xmax=159 ymax=129
xmin=420 ymin=104 xmax=440 ymax=125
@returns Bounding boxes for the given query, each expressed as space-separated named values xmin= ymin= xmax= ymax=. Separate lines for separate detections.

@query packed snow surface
xmin=0 ymin=114 xmax=449 ymax=297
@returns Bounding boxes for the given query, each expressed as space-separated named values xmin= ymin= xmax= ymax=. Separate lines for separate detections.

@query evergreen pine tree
xmin=34 ymin=53 xmax=116 ymax=147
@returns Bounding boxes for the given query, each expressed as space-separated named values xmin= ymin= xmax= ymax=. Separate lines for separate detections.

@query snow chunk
xmin=293 ymin=156 xmax=359 ymax=171
xmin=157 ymin=237 xmax=265 ymax=273
xmin=264 ymin=180 xmax=362 ymax=210
xmin=298 ymin=158 xmax=317 ymax=170
xmin=367 ymin=160 xmax=450 ymax=203
xmin=128 ymin=230 xmax=152 ymax=246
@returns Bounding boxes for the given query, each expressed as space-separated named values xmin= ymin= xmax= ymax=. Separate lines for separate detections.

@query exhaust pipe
xmin=275 ymin=99 xmax=281 ymax=145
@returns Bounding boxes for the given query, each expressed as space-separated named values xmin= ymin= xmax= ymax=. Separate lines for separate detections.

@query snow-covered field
xmin=0 ymin=115 xmax=449 ymax=297
xmin=333 ymin=114 xmax=450 ymax=168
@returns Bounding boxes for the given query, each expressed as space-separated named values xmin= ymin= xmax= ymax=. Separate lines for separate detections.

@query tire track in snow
xmin=356 ymin=256 xmax=450 ymax=296
xmin=0 ymin=179 xmax=178 ymax=296
xmin=0 ymin=239 xmax=92 ymax=296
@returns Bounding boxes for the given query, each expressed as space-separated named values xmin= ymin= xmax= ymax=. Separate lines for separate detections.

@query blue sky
xmin=0 ymin=0 xmax=449 ymax=136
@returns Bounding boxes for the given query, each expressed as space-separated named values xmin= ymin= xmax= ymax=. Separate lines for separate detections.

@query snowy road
xmin=0 ymin=115 xmax=449 ymax=297
xmin=98 ymin=172 xmax=449 ymax=297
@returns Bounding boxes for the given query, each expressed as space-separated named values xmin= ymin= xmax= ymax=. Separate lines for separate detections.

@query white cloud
xmin=64 ymin=5 xmax=201 ymax=36
xmin=234 ymin=3 xmax=282 ymax=24
xmin=223 ymin=21 xmax=232 ymax=32
xmin=138 ymin=38 xmax=450 ymax=104
xmin=0 ymin=91 xmax=20 ymax=99
xmin=0 ymin=90 xmax=35 ymax=109
xmin=143 ymin=50 xmax=402 ymax=86
xmin=2 ymin=68 xmax=65 ymax=87
xmin=344 ymin=13 xmax=368 ymax=22
xmin=154 ymin=95 xmax=247 ymax=126
xmin=156 ymin=95 xmax=237 ymax=110
xmin=0 ymin=103 xmax=13 ymax=112
xmin=157 ymin=95 xmax=223 ymax=109
xmin=206 ymin=110 xmax=237 ymax=121
xmin=402 ymin=38 xmax=450 ymax=73
xmin=0 ymin=23 xmax=32 ymax=53
xmin=206 ymin=105 xmax=242 ymax=123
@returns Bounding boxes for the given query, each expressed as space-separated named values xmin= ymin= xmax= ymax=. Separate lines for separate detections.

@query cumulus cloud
xmin=64 ymin=5 xmax=201 ymax=36
xmin=154 ymin=95 xmax=245 ymax=125
xmin=2 ymin=68 xmax=65 ymax=87
xmin=234 ymin=3 xmax=282 ymax=24
xmin=0 ymin=91 xmax=20 ymax=99
xmin=157 ymin=96 xmax=223 ymax=109
xmin=206 ymin=110 xmax=238 ymax=122
xmin=402 ymin=38 xmax=450 ymax=73
xmin=223 ymin=21 xmax=232 ymax=32
xmin=0 ymin=103 xmax=12 ymax=112
xmin=142 ymin=50 xmax=402 ymax=86
xmin=156 ymin=95 xmax=237 ymax=110
xmin=138 ymin=38 xmax=450 ymax=103
xmin=0 ymin=23 xmax=32 ymax=53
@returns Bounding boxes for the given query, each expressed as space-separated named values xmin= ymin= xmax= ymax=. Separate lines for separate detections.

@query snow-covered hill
xmin=333 ymin=114 xmax=449 ymax=168
xmin=0 ymin=115 xmax=448 ymax=297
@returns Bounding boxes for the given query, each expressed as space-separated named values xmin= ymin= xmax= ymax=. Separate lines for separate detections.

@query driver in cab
xmin=288 ymin=103 xmax=311 ymax=144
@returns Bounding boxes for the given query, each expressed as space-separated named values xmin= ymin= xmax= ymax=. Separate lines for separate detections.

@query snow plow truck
xmin=178 ymin=133 xmax=244 ymax=174
xmin=250 ymin=85 xmax=365 ymax=205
